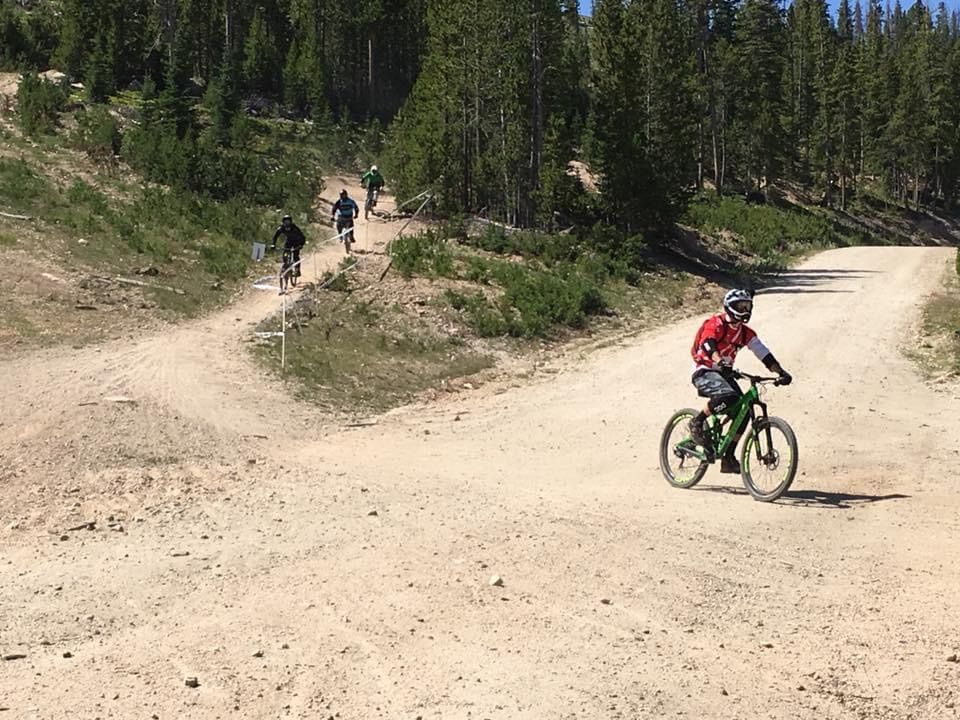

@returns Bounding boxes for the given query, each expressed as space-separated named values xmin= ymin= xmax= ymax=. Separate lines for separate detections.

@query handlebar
xmin=727 ymin=368 xmax=784 ymax=386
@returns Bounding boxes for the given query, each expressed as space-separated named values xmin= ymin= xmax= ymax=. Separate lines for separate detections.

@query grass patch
xmin=682 ymin=194 xmax=873 ymax=269
xmin=0 ymin=155 xmax=270 ymax=316
xmin=256 ymin=299 xmax=492 ymax=412
xmin=0 ymin=306 xmax=39 ymax=338
xmin=914 ymin=251 xmax=960 ymax=378
xmin=0 ymin=156 xmax=52 ymax=209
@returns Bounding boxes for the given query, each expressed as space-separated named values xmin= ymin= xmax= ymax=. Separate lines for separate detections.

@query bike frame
xmin=701 ymin=373 xmax=777 ymax=462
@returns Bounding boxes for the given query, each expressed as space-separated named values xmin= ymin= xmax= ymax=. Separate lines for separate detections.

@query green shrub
xmin=463 ymin=225 xmax=581 ymax=265
xmin=60 ymin=180 xmax=114 ymax=234
xmin=682 ymin=194 xmax=869 ymax=265
xmin=445 ymin=290 xmax=509 ymax=337
xmin=124 ymin=121 xmax=322 ymax=217
xmin=447 ymin=259 xmax=606 ymax=338
xmin=119 ymin=188 xmax=262 ymax=272
xmin=0 ymin=157 xmax=51 ymax=206
xmin=461 ymin=224 xmax=647 ymax=284
xmin=66 ymin=180 xmax=110 ymax=214
xmin=494 ymin=262 xmax=605 ymax=336
xmin=16 ymin=72 xmax=67 ymax=135
xmin=72 ymin=105 xmax=121 ymax=159
xmin=122 ymin=123 xmax=193 ymax=187
xmin=390 ymin=230 xmax=455 ymax=278
xmin=320 ymin=268 xmax=350 ymax=292
xmin=127 ymin=232 xmax=172 ymax=260
xmin=200 ymin=238 xmax=246 ymax=278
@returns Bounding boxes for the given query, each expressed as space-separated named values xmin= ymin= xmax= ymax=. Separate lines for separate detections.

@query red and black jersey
xmin=691 ymin=313 xmax=769 ymax=373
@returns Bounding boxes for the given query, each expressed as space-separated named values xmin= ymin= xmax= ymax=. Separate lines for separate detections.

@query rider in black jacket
xmin=271 ymin=215 xmax=306 ymax=276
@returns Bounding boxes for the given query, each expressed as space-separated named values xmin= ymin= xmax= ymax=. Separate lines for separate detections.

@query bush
xmin=462 ymin=224 xmax=647 ymax=283
xmin=0 ymin=157 xmax=52 ymax=206
xmin=200 ymin=238 xmax=246 ymax=279
xmin=494 ymin=262 xmax=606 ymax=336
xmin=389 ymin=230 xmax=455 ymax=278
xmin=17 ymin=72 xmax=67 ymax=135
xmin=62 ymin=180 xmax=113 ymax=234
xmin=682 ymin=194 xmax=869 ymax=265
xmin=72 ymin=105 xmax=122 ymax=159
xmin=320 ymin=264 xmax=351 ymax=293
xmin=463 ymin=225 xmax=581 ymax=265
xmin=445 ymin=290 xmax=509 ymax=337
xmin=124 ymin=120 xmax=322 ymax=216
xmin=119 ymin=187 xmax=263 ymax=271
xmin=447 ymin=258 xmax=606 ymax=338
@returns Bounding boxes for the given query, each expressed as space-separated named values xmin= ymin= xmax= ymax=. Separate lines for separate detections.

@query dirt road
xmin=2 ymin=231 xmax=959 ymax=718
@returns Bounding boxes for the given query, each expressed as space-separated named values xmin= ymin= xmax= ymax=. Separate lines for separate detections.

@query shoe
xmin=687 ymin=417 xmax=712 ymax=451
xmin=720 ymin=455 xmax=741 ymax=474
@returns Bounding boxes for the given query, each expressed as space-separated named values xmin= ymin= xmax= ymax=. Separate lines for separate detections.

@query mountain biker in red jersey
xmin=688 ymin=289 xmax=793 ymax=473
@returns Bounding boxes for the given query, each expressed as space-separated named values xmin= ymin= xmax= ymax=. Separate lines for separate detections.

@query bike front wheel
xmin=659 ymin=408 xmax=710 ymax=489
xmin=740 ymin=416 xmax=798 ymax=502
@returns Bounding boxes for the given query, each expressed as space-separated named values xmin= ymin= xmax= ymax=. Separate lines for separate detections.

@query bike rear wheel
xmin=740 ymin=416 xmax=798 ymax=502
xmin=659 ymin=408 xmax=710 ymax=489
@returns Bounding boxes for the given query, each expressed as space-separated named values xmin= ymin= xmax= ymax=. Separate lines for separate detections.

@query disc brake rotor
xmin=762 ymin=448 xmax=781 ymax=470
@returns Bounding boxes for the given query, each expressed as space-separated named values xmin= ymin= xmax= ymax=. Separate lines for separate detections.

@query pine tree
xmin=784 ymin=0 xmax=834 ymax=188
xmin=206 ymin=53 xmax=240 ymax=146
xmin=889 ymin=2 xmax=935 ymax=206
xmin=629 ymin=0 xmax=697 ymax=212
xmin=838 ymin=0 xmax=854 ymax=41
xmin=57 ymin=0 xmax=100 ymax=77
xmin=242 ymin=7 xmax=279 ymax=96
xmin=85 ymin=30 xmax=116 ymax=102
xmin=734 ymin=0 xmax=787 ymax=189
xmin=590 ymin=0 xmax=651 ymax=228
xmin=830 ymin=39 xmax=859 ymax=208
xmin=700 ymin=0 xmax=739 ymax=195
xmin=159 ymin=31 xmax=196 ymax=139
xmin=857 ymin=0 xmax=886 ymax=180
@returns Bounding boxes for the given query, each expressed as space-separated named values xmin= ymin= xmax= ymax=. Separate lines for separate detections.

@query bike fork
xmin=751 ymin=404 xmax=774 ymax=461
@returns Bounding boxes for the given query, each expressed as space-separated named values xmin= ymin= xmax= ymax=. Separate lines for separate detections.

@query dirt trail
xmin=2 ymin=242 xmax=959 ymax=719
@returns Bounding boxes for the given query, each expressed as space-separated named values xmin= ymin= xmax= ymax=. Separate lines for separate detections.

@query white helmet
xmin=723 ymin=288 xmax=753 ymax=323
xmin=371 ymin=165 xmax=378 ymax=172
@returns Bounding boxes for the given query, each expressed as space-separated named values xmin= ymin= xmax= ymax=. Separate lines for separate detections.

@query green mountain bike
xmin=659 ymin=369 xmax=798 ymax=502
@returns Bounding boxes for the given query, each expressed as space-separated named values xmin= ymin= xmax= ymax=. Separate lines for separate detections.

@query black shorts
xmin=692 ymin=369 xmax=742 ymax=412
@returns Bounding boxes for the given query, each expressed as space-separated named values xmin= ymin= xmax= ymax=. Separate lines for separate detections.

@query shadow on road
xmin=694 ymin=485 xmax=910 ymax=509
xmin=648 ymin=229 xmax=886 ymax=296
xmin=754 ymin=267 xmax=878 ymax=295
xmin=755 ymin=287 xmax=855 ymax=295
